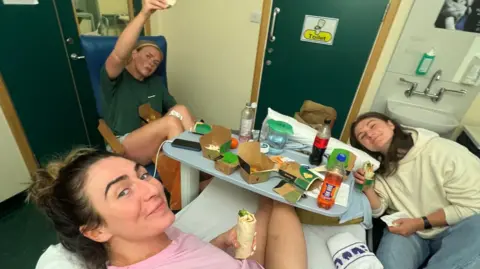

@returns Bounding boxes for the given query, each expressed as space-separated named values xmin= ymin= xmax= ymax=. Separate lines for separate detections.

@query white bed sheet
xmin=174 ymin=179 xmax=366 ymax=269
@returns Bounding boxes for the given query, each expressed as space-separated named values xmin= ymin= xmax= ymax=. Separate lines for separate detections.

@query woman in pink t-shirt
xmin=28 ymin=148 xmax=307 ymax=269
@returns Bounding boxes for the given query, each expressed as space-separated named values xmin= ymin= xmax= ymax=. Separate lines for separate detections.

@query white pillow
xmin=264 ymin=108 xmax=380 ymax=171
xmin=36 ymin=244 xmax=85 ymax=269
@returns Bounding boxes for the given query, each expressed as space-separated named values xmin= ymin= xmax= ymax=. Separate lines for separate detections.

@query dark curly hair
xmin=28 ymin=148 xmax=120 ymax=269
xmin=350 ymin=112 xmax=414 ymax=176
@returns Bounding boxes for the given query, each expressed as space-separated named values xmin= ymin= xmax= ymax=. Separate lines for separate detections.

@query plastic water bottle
xmin=309 ymin=119 xmax=331 ymax=166
xmin=317 ymin=153 xmax=346 ymax=210
xmin=239 ymin=102 xmax=257 ymax=143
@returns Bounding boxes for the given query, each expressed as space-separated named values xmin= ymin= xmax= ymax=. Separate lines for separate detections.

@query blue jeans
xmin=376 ymin=214 xmax=480 ymax=269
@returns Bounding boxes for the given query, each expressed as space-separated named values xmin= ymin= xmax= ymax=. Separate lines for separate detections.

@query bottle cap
xmin=267 ymin=119 xmax=294 ymax=135
xmin=251 ymin=102 xmax=257 ymax=109
xmin=427 ymin=48 xmax=435 ymax=56
xmin=260 ymin=142 xmax=270 ymax=153
xmin=336 ymin=153 xmax=347 ymax=163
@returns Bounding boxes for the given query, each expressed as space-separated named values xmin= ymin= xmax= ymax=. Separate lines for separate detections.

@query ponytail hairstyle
xmin=350 ymin=112 xmax=414 ymax=177
xmin=28 ymin=148 xmax=120 ymax=269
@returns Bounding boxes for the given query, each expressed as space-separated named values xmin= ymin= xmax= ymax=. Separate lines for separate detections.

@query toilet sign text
xmin=300 ymin=15 xmax=339 ymax=45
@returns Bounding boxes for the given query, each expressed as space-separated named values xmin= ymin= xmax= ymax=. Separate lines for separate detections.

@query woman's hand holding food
xmin=141 ymin=0 xmax=169 ymax=16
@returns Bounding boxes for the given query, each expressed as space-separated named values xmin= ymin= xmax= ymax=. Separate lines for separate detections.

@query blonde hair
xmin=28 ymin=148 xmax=121 ymax=269
xmin=135 ymin=40 xmax=161 ymax=52
xmin=127 ymin=40 xmax=163 ymax=66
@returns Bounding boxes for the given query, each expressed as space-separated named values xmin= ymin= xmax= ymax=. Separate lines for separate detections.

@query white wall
xmin=462 ymin=93 xmax=480 ymax=126
xmin=0 ymin=108 xmax=30 ymax=202
xmin=150 ymin=0 xmax=263 ymax=129
xmin=98 ymin=0 xmax=129 ymax=15
xmin=358 ymin=0 xmax=415 ymax=114
xmin=454 ymin=92 xmax=480 ymax=138
xmin=368 ymin=0 xmax=480 ymax=132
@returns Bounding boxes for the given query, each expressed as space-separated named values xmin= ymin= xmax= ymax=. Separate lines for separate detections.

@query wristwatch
xmin=422 ymin=216 xmax=433 ymax=229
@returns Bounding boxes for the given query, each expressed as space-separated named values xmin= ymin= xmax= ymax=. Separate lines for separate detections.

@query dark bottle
xmin=309 ymin=119 xmax=332 ymax=166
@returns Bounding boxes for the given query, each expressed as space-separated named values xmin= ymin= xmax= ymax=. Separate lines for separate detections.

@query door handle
xmin=70 ymin=53 xmax=85 ymax=60
xmin=269 ymin=7 xmax=280 ymax=42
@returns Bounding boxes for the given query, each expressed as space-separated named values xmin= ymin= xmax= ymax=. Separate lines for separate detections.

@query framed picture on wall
xmin=435 ymin=0 xmax=480 ymax=33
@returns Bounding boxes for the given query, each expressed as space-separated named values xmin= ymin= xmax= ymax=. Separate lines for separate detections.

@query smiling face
xmin=354 ymin=117 xmax=395 ymax=154
xmin=82 ymin=157 xmax=174 ymax=243
xmin=131 ymin=46 xmax=163 ymax=78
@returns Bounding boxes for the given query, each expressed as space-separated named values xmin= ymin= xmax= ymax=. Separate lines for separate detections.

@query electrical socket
xmin=250 ymin=11 xmax=262 ymax=23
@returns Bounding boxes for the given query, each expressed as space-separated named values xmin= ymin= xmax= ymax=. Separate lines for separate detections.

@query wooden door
xmin=255 ymin=0 xmax=390 ymax=138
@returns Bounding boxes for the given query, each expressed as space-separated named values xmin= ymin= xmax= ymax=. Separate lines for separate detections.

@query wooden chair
xmin=138 ymin=104 xmax=182 ymax=210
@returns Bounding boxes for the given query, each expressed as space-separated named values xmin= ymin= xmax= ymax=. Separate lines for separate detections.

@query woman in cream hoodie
xmin=350 ymin=112 xmax=480 ymax=269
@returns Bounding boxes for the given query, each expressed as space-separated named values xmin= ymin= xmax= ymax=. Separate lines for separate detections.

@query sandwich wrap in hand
xmin=167 ymin=0 xmax=177 ymax=7
xmin=363 ymin=161 xmax=375 ymax=187
xmin=235 ymin=209 xmax=256 ymax=259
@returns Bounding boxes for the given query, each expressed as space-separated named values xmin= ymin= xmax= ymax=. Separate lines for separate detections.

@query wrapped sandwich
xmin=363 ymin=161 xmax=375 ymax=188
xmin=235 ymin=209 xmax=256 ymax=259
xmin=356 ymin=161 xmax=375 ymax=191
xmin=167 ymin=0 xmax=177 ymax=8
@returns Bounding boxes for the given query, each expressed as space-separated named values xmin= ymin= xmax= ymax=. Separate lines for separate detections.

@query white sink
xmin=386 ymin=99 xmax=459 ymax=134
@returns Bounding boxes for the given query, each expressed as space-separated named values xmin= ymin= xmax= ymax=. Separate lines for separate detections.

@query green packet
xmin=278 ymin=162 xmax=320 ymax=191
xmin=356 ymin=161 xmax=375 ymax=191
xmin=273 ymin=181 xmax=304 ymax=204
xmin=222 ymin=152 xmax=239 ymax=164
xmin=275 ymin=162 xmax=321 ymax=203
xmin=192 ymin=122 xmax=212 ymax=135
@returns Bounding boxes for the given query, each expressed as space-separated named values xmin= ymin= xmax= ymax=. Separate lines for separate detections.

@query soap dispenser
xmin=416 ymin=48 xmax=436 ymax=76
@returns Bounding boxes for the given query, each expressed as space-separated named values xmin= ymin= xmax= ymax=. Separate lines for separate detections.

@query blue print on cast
xmin=333 ymin=243 xmax=371 ymax=269
xmin=334 ymin=258 xmax=343 ymax=268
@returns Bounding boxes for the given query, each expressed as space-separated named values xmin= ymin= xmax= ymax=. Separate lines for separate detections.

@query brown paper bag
xmin=238 ymin=142 xmax=276 ymax=184
xmin=199 ymin=125 xmax=232 ymax=160
xmin=294 ymin=100 xmax=337 ymax=129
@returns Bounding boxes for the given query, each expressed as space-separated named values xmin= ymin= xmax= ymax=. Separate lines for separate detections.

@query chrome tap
xmin=400 ymin=77 xmax=438 ymax=99
xmin=425 ymin=69 xmax=442 ymax=94
xmin=399 ymin=77 xmax=418 ymax=98
xmin=399 ymin=76 xmax=466 ymax=103
xmin=431 ymin=87 xmax=468 ymax=103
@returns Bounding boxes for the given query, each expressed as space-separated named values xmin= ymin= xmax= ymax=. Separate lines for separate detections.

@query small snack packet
xmin=356 ymin=161 xmax=375 ymax=191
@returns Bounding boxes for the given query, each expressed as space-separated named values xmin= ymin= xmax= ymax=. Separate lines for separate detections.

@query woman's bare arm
xmin=105 ymin=0 xmax=168 ymax=79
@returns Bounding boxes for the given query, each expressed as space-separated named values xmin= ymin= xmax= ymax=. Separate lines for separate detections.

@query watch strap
xmin=422 ymin=216 xmax=432 ymax=229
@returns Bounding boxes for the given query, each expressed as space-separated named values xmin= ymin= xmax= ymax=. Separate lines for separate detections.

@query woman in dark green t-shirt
xmin=101 ymin=0 xmax=195 ymax=165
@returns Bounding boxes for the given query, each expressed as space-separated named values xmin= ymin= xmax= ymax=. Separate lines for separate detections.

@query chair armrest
xmin=139 ymin=103 xmax=162 ymax=123
xmin=97 ymin=119 xmax=125 ymax=155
